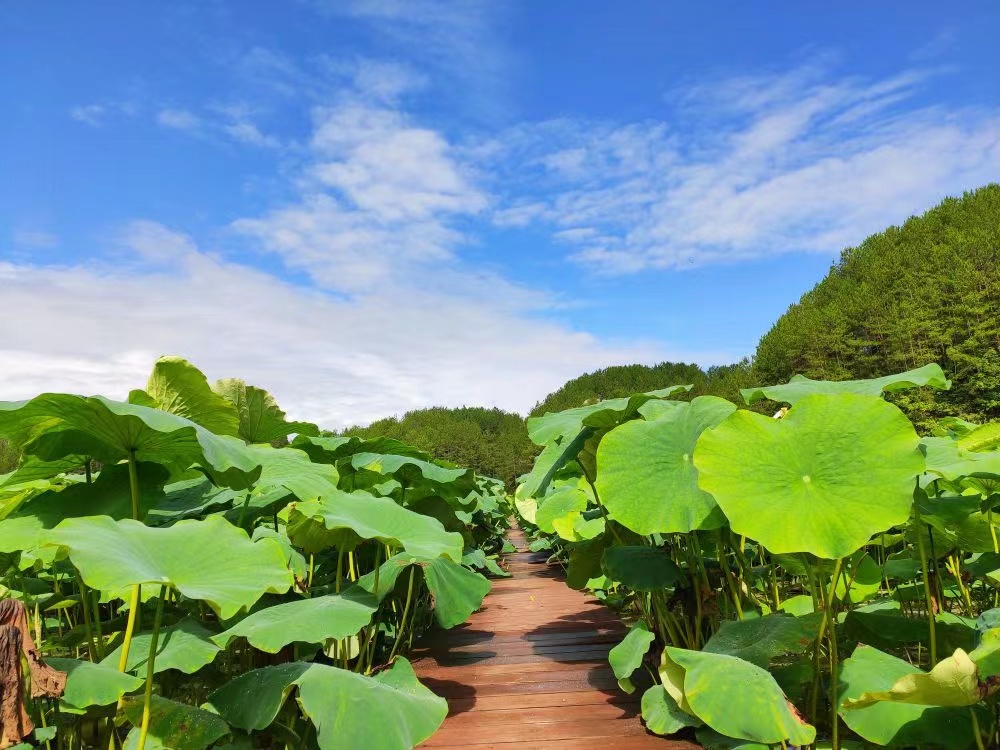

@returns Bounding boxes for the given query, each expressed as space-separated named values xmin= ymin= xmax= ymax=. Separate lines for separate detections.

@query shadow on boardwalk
xmin=410 ymin=527 xmax=699 ymax=749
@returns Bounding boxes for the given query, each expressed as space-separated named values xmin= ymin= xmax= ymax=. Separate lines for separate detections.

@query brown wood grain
xmin=413 ymin=527 xmax=697 ymax=748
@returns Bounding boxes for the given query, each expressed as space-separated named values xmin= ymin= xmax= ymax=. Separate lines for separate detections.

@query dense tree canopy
xmin=754 ymin=184 xmax=999 ymax=429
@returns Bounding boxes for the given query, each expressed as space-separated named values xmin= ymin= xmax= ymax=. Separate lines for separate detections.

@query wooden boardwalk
xmin=411 ymin=528 xmax=697 ymax=750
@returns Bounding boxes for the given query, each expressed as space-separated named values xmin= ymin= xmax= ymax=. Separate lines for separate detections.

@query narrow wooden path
xmin=411 ymin=527 xmax=697 ymax=750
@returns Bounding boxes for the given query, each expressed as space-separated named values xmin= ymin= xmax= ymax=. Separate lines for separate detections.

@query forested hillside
xmin=755 ymin=184 xmax=999 ymax=428
xmin=342 ymin=406 xmax=536 ymax=490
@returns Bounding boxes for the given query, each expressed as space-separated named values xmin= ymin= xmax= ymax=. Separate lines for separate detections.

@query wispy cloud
xmin=69 ymin=104 xmax=107 ymax=127
xmin=486 ymin=64 xmax=1000 ymax=273
xmin=156 ymin=108 xmax=202 ymax=131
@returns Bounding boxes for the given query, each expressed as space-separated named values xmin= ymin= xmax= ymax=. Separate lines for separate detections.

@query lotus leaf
xmin=602 ymin=546 xmax=685 ymax=592
xmin=838 ymin=645 xmax=985 ymax=748
xmin=844 ymin=647 xmax=982 ymax=708
xmin=49 ymin=516 xmax=293 ymax=619
xmin=641 ymin=685 xmax=701 ymax=735
xmin=535 ymin=488 xmax=588 ymax=534
xmin=46 ymin=658 xmax=143 ymax=710
xmin=662 ymin=647 xmax=815 ymax=745
xmin=137 ymin=356 xmax=241 ymax=437
xmin=213 ymin=588 xmax=378 ymax=653
xmin=212 ymin=378 xmax=317 ymax=443
xmin=122 ymin=696 xmax=229 ymax=750
xmin=597 ymin=396 xmax=734 ymax=534
xmin=286 ymin=489 xmax=463 ymax=562
xmin=702 ymin=613 xmax=822 ymax=668
xmin=103 ymin=618 xmax=221 ymax=675
xmin=694 ymin=393 xmax=923 ymax=558
xmin=0 ymin=395 xmax=261 ymax=489
xmin=208 ymin=659 xmax=446 ymax=750
xmin=740 ymin=363 xmax=950 ymax=405
xmin=609 ymin=622 xmax=654 ymax=693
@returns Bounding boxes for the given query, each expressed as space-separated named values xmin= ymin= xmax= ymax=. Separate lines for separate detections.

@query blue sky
xmin=2 ymin=1 xmax=998 ymax=427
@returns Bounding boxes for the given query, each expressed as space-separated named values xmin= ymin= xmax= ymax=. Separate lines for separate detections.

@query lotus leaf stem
xmin=135 ymin=585 xmax=167 ymax=750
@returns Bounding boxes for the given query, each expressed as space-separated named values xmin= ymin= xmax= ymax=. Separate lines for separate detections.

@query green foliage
xmin=754 ymin=184 xmax=1000 ymax=429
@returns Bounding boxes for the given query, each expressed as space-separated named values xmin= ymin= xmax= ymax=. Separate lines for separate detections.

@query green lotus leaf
xmin=694 ymin=394 xmax=924 ymax=558
xmin=566 ymin=536 xmax=609 ymax=590
xmin=741 ymin=363 xmax=950 ymax=406
xmin=527 ymin=386 xmax=693 ymax=446
xmin=212 ymin=378 xmax=318 ymax=443
xmin=552 ymin=512 xmax=604 ymax=542
xmin=597 ymin=396 xmax=735 ymax=534
xmin=208 ymin=659 xmax=446 ymax=750
xmin=641 ymin=685 xmax=701 ymax=735
xmin=46 ymin=657 xmax=143 ymax=710
xmin=957 ymin=423 xmax=1000 ymax=453
xmin=844 ymin=647 xmax=982 ymax=708
xmin=518 ymin=429 xmax=593 ymax=500
xmin=461 ymin=548 xmax=509 ymax=578
xmin=923 ymin=437 xmax=1000 ymax=482
xmin=663 ymin=647 xmax=815 ymax=746
xmin=49 ymin=516 xmax=293 ymax=619
xmin=0 ymin=462 xmax=169 ymax=554
xmin=245 ymin=444 xmax=339 ymax=502
xmin=122 ymin=696 xmax=229 ymax=750
xmin=138 ymin=356 xmax=241 ymax=437
xmin=350 ymin=452 xmax=472 ymax=488
xmin=602 ymin=546 xmax=685 ymax=592
xmin=838 ymin=645 xmax=986 ymax=748
xmin=609 ymin=622 xmax=655 ymax=693
xmin=146 ymin=477 xmax=242 ymax=525
xmin=251 ymin=526 xmax=309 ymax=581
xmin=213 ymin=588 xmax=378 ymax=653
xmin=286 ymin=489 xmax=463 ymax=562
xmin=0 ymin=395 xmax=262 ymax=489
xmin=356 ymin=552 xmax=490 ymax=628
xmin=969 ymin=629 xmax=1000 ymax=679
xmin=694 ymin=728 xmax=769 ymax=750
xmin=637 ymin=399 xmax=686 ymax=421
xmin=535 ymin=487 xmax=588 ymax=534
xmin=513 ymin=495 xmax=537 ymax=524
xmin=702 ymin=613 xmax=823 ymax=668
xmin=102 ymin=618 xmax=221 ymax=675
xmin=844 ymin=600 xmax=977 ymax=655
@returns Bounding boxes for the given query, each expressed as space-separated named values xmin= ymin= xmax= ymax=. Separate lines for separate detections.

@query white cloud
xmin=157 ymin=108 xmax=202 ymax=131
xmin=232 ymin=101 xmax=487 ymax=293
xmin=70 ymin=104 xmax=106 ymax=127
xmin=487 ymin=65 xmax=1000 ymax=273
xmin=0 ymin=224 xmax=695 ymax=428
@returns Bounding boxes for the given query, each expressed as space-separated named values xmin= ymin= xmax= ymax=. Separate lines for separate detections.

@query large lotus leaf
xmin=535 ymin=487 xmax=588 ymax=534
xmin=137 ymin=356 xmax=241 ymax=437
xmin=694 ymin=394 xmax=923 ymax=559
xmin=844 ymin=648 xmax=982 ymax=708
xmin=50 ymin=516 xmax=293 ymax=619
xmin=0 ymin=395 xmax=262 ymax=489
xmin=527 ymin=386 xmax=692 ymax=447
xmin=146 ymin=477 xmax=242 ymax=525
xmin=960 ymin=423 xmax=1000 ymax=452
xmin=597 ymin=396 xmax=735 ymax=534
xmin=602 ymin=546 xmax=685 ymax=592
xmin=663 ymin=647 xmax=815 ymax=746
xmin=609 ymin=622 xmax=655 ymax=693
xmin=923 ymin=437 xmax=1000 ymax=482
xmin=0 ymin=462 xmax=169 ymax=554
xmin=702 ymin=613 xmax=823 ymax=668
xmin=208 ymin=659 xmax=446 ymax=750
xmin=518 ymin=429 xmax=592 ymax=500
xmin=0 ymin=455 xmax=84 ymax=488
xmin=356 ymin=553 xmax=489 ymax=628
xmin=252 ymin=526 xmax=309 ymax=581
xmin=213 ymin=588 xmax=378 ymax=653
xmin=286 ymin=490 xmax=463 ymax=562
xmin=122 ymin=696 xmax=229 ymax=750
xmin=46 ymin=658 xmax=143 ymax=710
xmin=212 ymin=378 xmax=318 ymax=443
xmin=741 ymin=363 xmax=950 ymax=406
xmin=552 ymin=512 xmax=605 ymax=542
xmin=566 ymin=536 xmax=609 ymax=590
xmin=839 ymin=645 xmax=985 ymax=748
xmin=642 ymin=685 xmax=701 ymax=735
xmin=350 ymin=452 xmax=472 ymax=488
xmin=245 ymin=444 xmax=339 ymax=502
xmin=103 ymin=618 xmax=221 ymax=674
